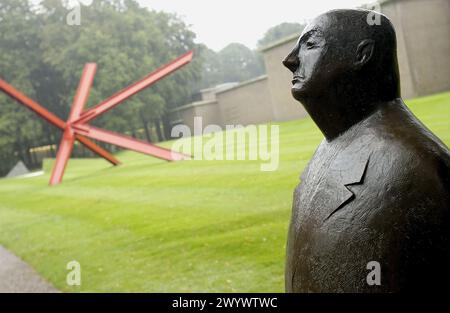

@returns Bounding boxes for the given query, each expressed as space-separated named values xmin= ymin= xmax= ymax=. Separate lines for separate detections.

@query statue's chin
xmin=291 ymin=87 xmax=307 ymax=102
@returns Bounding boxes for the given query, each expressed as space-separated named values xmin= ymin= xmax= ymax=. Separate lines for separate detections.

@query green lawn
xmin=0 ymin=92 xmax=449 ymax=292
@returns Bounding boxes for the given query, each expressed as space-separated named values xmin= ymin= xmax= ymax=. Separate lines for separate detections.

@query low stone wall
xmin=169 ymin=100 xmax=221 ymax=133
xmin=216 ymin=75 xmax=275 ymax=126
xmin=380 ymin=0 xmax=450 ymax=98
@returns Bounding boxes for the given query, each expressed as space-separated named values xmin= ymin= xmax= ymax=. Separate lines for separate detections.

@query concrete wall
xmin=216 ymin=76 xmax=275 ymax=126
xmin=170 ymin=100 xmax=221 ymax=133
xmin=261 ymin=34 xmax=308 ymax=121
xmin=380 ymin=0 xmax=450 ymax=98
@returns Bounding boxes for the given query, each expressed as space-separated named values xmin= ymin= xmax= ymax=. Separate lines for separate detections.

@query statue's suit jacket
xmin=286 ymin=99 xmax=450 ymax=292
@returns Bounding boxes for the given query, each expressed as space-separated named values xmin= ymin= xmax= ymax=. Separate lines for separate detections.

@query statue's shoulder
xmin=360 ymin=101 xmax=450 ymax=210
xmin=364 ymin=100 xmax=450 ymax=175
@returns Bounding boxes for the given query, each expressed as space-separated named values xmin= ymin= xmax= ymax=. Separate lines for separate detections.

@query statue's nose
xmin=282 ymin=55 xmax=299 ymax=73
xmin=282 ymin=46 xmax=300 ymax=73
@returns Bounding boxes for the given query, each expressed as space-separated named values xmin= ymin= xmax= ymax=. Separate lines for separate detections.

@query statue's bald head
xmin=283 ymin=9 xmax=401 ymax=139
xmin=283 ymin=10 xmax=400 ymax=100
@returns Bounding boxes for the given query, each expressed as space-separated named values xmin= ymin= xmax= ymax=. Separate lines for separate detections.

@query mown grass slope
xmin=0 ymin=92 xmax=449 ymax=292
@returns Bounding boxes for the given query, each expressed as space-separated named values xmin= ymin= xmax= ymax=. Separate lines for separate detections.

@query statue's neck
xmin=300 ymin=94 xmax=386 ymax=141
xmin=297 ymin=68 xmax=401 ymax=141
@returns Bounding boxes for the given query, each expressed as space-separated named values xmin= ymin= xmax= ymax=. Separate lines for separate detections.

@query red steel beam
xmin=72 ymin=124 xmax=189 ymax=161
xmin=49 ymin=64 xmax=97 ymax=185
xmin=75 ymin=135 xmax=120 ymax=165
xmin=0 ymin=79 xmax=65 ymax=130
xmin=49 ymin=129 xmax=75 ymax=186
xmin=68 ymin=63 xmax=97 ymax=122
xmin=75 ymin=50 xmax=194 ymax=124
xmin=0 ymin=77 xmax=120 ymax=166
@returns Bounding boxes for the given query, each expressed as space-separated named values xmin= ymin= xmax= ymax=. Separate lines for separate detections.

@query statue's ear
xmin=355 ymin=39 xmax=375 ymax=67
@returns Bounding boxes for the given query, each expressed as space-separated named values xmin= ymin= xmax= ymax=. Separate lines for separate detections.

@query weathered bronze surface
xmin=283 ymin=9 xmax=450 ymax=292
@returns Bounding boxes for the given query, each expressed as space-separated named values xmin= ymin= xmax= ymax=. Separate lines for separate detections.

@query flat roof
xmin=216 ymin=75 xmax=268 ymax=95
xmin=169 ymin=99 xmax=218 ymax=113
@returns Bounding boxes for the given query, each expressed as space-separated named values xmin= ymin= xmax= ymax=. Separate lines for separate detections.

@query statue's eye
xmin=306 ymin=41 xmax=316 ymax=49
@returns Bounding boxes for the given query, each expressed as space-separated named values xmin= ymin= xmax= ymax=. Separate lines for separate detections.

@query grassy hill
xmin=0 ymin=92 xmax=449 ymax=292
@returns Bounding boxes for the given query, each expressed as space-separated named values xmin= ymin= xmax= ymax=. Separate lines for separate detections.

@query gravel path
xmin=0 ymin=245 xmax=59 ymax=293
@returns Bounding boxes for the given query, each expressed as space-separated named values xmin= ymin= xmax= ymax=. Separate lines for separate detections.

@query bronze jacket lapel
xmin=321 ymin=137 xmax=372 ymax=222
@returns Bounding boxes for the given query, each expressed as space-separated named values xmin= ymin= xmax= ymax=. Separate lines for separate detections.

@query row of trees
xmin=0 ymin=0 xmax=304 ymax=175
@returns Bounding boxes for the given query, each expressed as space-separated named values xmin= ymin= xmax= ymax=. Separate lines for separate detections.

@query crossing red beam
xmin=0 ymin=78 xmax=120 ymax=166
xmin=0 ymin=79 xmax=66 ymax=129
xmin=49 ymin=63 xmax=97 ymax=185
xmin=73 ymin=124 xmax=189 ymax=161
xmin=75 ymin=51 xmax=194 ymax=125
xmin=0 ymin=50 xmax=194 ymax=185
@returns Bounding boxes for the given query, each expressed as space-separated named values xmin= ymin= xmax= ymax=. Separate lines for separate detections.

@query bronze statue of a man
xmin=283 ymin=9 xmax=450 ymax=292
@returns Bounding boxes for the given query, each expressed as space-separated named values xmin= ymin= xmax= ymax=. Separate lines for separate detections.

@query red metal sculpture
xmin=0 ymin=51 xmax=193 ymax=185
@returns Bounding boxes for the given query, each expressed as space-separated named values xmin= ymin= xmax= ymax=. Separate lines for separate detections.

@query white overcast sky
xmin=138 ymin=0 xmax=370 ymax=51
